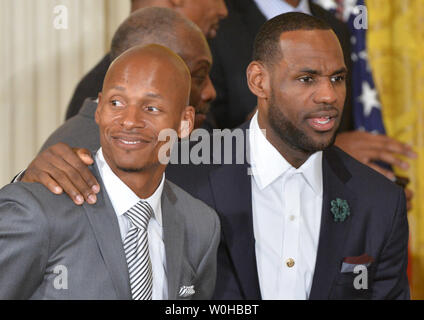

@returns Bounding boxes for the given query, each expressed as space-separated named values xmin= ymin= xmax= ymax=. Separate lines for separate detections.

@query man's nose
xmin=218 ymin=0 xmax=229 ymax=19
xmin=313 ymin=78 xmax=338 ymax=105
xmin=201 ymin=76 xmax=217 ymax=102
xmin=120 ymin=105 xmax=145 ymax=129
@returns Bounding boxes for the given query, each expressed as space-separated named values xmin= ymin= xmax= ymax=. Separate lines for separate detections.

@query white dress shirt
xmin=253 ymin=0 xmax=312 ymax=20
xmin=95 ymin=148 xmax=168 ymax=300
xmin=249 ymin=112 xmax=323 ymax=300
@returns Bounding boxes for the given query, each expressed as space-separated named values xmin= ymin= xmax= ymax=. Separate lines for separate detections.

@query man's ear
xmin=178 ymin=106 xmax=195 ymax=139
xmin=95 ymin=93 xmax=102 ymax=125
xmin=246 ymin=61 xmax=270 ymax=100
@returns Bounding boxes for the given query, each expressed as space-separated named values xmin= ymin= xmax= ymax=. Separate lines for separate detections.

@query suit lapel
xmin=82 ymin=164 xmax=131 ymax=299
xmin=309 ymin=147 xmax=357 ymax=299
xmin=209 ymin=123 xmax=261 ymax=299
xmin=161 ymin=181 xmax=185 ymax=300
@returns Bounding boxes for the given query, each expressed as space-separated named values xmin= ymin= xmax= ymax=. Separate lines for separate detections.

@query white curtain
xmin=0 ymin=0 xmax=129 ymax=186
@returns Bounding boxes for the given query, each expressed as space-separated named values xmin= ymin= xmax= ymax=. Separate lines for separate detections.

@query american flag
xmin=313 ymin=0 xmax=386 ymax=134
xmin=314 ymin=1 xmax=414 ymax=283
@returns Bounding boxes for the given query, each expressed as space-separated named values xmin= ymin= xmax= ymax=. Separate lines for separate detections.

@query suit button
xmin=286 ymin=258 xmax=295 ymax=268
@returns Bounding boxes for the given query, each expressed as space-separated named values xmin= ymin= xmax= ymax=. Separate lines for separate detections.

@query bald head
xmin=104 ymin=44 xmax=191 ymax=106
xmin=96 ymin=44 xmax=195 ymax=176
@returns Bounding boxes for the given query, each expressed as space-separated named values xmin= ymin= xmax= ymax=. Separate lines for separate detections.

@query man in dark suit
xmin=180 ymin=12 xmax=409 ymax=299
xmin=66 ymin=0 xmax=228 ymax=121
xmin=18 ymin=12 xmax=409 ymax=299
xmin=209 ymin=0 xmax=416 ymax=193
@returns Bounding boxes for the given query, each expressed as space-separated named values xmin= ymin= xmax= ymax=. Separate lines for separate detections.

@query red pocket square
xmin=343 ymin=253 xmax=374 ymax=265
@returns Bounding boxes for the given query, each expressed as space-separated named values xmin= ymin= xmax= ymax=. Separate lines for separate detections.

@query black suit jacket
xmin=65 ymin=54 xmax=111 ymax=120
xmin=166 ymin=122 xmax=410 ymax=300
xmin=209 ymin=0 xmax=353 ymax=130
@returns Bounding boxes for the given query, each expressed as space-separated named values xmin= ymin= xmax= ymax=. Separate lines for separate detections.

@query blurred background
xmin=1 ymin=0 xmax=423 ymax=298
xmin=364 ymin=0 xmax=424 ymax=299
xmin=0 ymin=0 xmax=130 ymax=185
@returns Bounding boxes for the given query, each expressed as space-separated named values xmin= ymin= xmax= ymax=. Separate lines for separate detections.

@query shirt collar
xmin=249 ymin=112 xmax=292 ymax=189
xmin=249 ymin=112 xmax=323 ymax=196
xmin=95 ymin=148 xmax=164 ymax=226
xmin=299 ymin=149 xmax=323 ymax=196
xmin=253 ymin=0 xmax=312 ymax=20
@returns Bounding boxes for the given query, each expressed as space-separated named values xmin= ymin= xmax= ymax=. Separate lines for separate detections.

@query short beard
xmin=116 ymin=159 xmax=160 ymax=174
xmin=197 ymin=102 xmax=211 ymax=115
xmin=117 ymin=166 xmax=146 ymax=173
xmin=268 ymin=91 xmax=337 ymax=154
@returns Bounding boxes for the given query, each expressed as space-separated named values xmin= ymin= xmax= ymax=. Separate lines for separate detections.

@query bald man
xmin=39 ymin=7 xmax=216 ymax=160
xmin=66 ymin=0 xmax=227 ymax=119
xmin=0 ymin=45 xmax=220 ymax=300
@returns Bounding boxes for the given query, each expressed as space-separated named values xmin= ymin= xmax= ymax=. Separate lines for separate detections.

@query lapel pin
xmin=331 ymin=198 xmax=350 ymax=222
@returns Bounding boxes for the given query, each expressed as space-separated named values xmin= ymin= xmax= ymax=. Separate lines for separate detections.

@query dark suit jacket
xmin=65 ymin=54 xmax=111 ymax=120
xmin=167 ymin=122 xmax=410 ymax=300
xmin=209 ymin=0 xmax=353 ymax=130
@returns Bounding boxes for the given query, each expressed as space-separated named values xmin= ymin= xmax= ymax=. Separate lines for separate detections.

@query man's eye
xmin=331 ymin=75 xmax=346 ymax=83
xmin=192 ymin=70 xmax=208 ymax=82
xmin=111 ymin=100 xmax=124 ymax=107
xmin=192 ymin=75 xmax=207 ymax=85
xmin=299 ymin=76 xmax=313 ymax=83
xmin=146 ymin=106 xmax=159 ymax=112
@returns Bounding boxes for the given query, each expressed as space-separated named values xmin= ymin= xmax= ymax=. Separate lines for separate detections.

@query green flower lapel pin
xmin=331 ymin=198 xmax=350 ymax=222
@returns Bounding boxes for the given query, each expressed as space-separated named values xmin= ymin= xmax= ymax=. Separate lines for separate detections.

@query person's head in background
xmin=111 ymin=7 xmax=216 ymax=128
xmin=96 ymin=44 xmax=192 ymax=196
xmin=130 ymin=0 xmax=228 ymax=39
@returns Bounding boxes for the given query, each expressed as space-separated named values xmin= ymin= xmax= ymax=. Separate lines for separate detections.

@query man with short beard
xmin=209 ymin=0 xmax=415 ymax=206
xmin=190 ymin=12 xmax=409 ymax=300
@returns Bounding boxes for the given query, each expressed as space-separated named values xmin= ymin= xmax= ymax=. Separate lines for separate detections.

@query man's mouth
xmin=307 ymin=117 xmax=336 ymax=132
xmin=196 ymin=102 xmax=211 ymax=115
xmin=118 ymin=139 xmax=142 ymax=145
xmin=314 ymin=117 xmax=331 ymax=125
xmin=111 ymin=135 xmax=153 ymax=149
xmin=306 ymin=111 xmax=338 ymax=132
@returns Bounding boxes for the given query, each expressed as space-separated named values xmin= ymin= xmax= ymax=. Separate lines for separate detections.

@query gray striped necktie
xmin=123 ymin=200 xmax=153 ymax=300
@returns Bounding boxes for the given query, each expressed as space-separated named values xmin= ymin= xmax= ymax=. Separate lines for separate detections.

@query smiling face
xmin=176 ymin=0 xmax=228 ymax=39
xmin=251 ymin=29 xmax=347 ymax=157
xmin=95 ymin=45 xmax=193 ymax=174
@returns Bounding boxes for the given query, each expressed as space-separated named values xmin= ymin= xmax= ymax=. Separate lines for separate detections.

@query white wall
xmin=0 ymin=0 xmax=130 ymax=186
